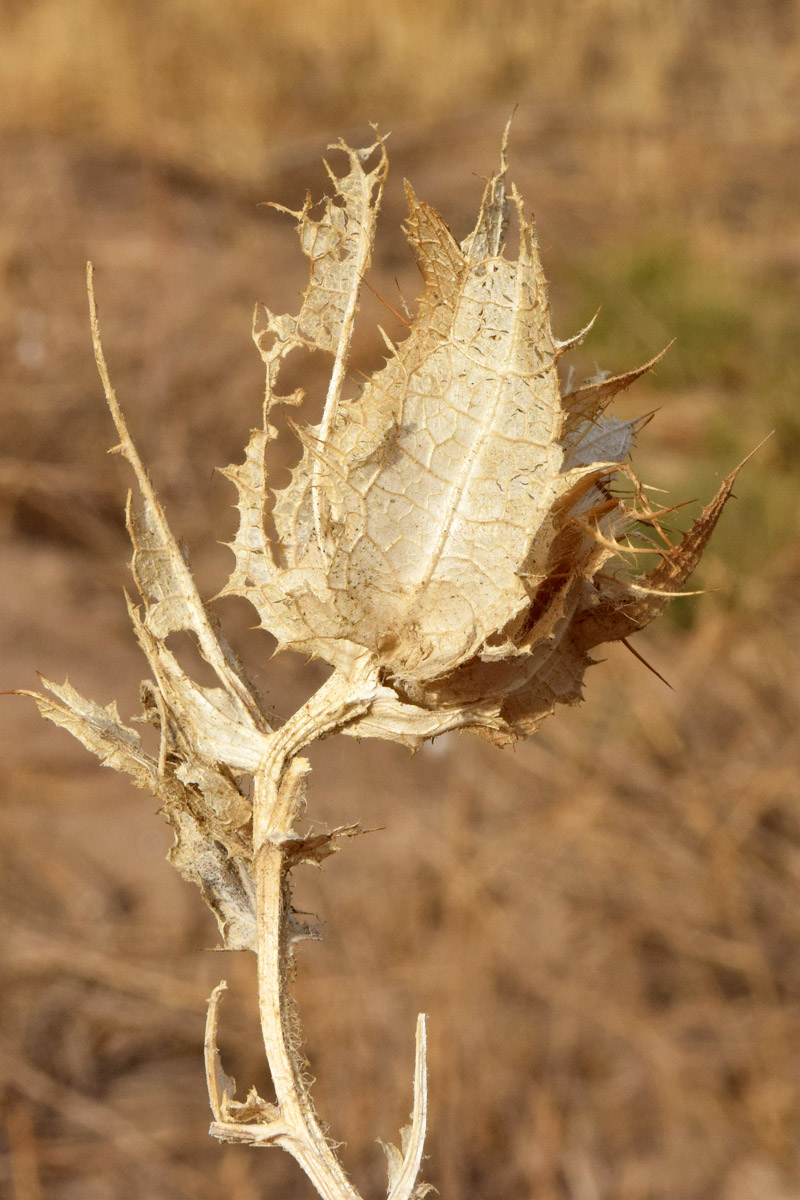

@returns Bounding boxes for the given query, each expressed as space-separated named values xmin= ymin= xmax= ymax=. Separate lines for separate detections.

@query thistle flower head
xmin=224 ymin=132 xmax=737 ymax=746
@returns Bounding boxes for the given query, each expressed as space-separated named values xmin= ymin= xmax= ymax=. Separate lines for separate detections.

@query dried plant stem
xmin=255 ymin=844 xmax=361 ymax=1200
xmin=247 ymin=681 xmax=365 ymax=1198
xmin=205 ymin=665 xmax=428 ymax=1200
xmin=252 ymin=662 xmax=375 ymax=850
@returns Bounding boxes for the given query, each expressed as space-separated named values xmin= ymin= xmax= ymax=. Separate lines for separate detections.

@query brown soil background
xmin=1 ymin=3 xmax=800 ymax=1198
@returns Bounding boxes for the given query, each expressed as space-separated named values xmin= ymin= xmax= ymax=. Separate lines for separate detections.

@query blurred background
xmin=1 ymin=2 xmax=799 ymax=1198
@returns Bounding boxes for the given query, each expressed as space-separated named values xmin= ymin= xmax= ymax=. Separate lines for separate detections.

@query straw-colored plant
xmin=24 ymin=130 xmax=740 ymax=1200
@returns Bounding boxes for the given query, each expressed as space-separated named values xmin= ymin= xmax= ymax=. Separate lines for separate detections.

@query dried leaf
xmin=168 ymin=811 xmax=257 ymax=951
xmin=25 ymin=676 xmax=256 ymax=950
xmin=22 ymin=677 xmax=154 ymax=786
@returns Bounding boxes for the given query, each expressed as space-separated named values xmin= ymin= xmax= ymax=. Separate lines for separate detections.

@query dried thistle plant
xmin=24 ymin=130 xmax=741 ymax=1200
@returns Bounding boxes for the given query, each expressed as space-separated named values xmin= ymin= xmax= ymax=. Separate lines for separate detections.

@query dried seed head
xmin=225 ymin=133 xmax=738 ymax=747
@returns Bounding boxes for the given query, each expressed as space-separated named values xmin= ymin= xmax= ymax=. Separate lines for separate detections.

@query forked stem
xmin=206 ymin=664 xmax=429 ymax=1200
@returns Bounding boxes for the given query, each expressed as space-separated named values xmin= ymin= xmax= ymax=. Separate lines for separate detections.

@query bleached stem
xmin=207 ymin=664 xmax=429 ymax=1200
xmin=255 ymin=836 xmax=362 ymax=1200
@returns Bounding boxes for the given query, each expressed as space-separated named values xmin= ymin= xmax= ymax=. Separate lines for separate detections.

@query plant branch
xmin=205 ymin=662 xmax=429 ymax=1200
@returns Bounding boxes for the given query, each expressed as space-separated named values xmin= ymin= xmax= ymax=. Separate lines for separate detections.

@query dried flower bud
xmin=224 ymin=132 xmax=738 ymax=747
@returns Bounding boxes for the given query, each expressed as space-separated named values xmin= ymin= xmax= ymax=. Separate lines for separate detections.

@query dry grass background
xmin=1 ymin=2 xmax=800 ymax=1198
